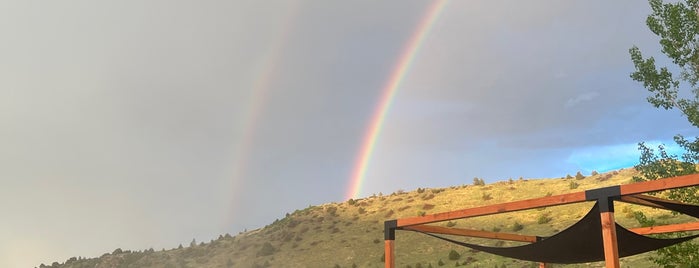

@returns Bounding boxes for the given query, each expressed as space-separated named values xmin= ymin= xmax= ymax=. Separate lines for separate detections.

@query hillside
xmin=40 ymin=169 xmax=698 ymax=268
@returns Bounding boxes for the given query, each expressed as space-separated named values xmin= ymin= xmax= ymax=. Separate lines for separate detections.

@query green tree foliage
xmin=629 ymin=1 xmax=699 ymax=266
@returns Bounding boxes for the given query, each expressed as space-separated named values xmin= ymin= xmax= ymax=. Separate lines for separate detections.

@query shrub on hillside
xmin=473 ymin=177 xmax=485 ymax=186
xmin=257 ymin=242 xmax=276 ymax=256
xmin=448 ymin=249 xmax=461 ymax=260
xmin=482 ymin=192 xmax=492 ymax=201
xmin=537 ymin=214 xmax=552 ymax=224
xmin=575 ymin=171 xmax=585 ymax=180
xmin=326 ymin=206 xmax=337 ymax=216
xmin=511 ymin=222 xmax=524 ymax=232
xmin=569 ymin=181 xmax=579 ymax=189
xmin=597 ymin=173 xmax=613 ymax=182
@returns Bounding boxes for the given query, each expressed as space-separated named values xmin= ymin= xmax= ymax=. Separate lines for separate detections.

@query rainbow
xmin=345 ymin=0 xmax=449 ymax=199
xmin=226 ymin=1 xmax=301 ymax=227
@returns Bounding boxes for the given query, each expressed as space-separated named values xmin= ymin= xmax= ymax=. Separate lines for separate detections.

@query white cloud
xmin=565 ymin=91 xmax=601 ymax=108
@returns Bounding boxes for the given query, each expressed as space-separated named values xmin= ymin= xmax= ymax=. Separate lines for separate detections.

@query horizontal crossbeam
xmin=403 ymin=225 xmax=539 ymax=243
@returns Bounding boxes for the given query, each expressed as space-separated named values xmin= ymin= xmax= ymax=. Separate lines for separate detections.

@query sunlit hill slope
xmin=43 ymin=169 xmax=697 ymax=268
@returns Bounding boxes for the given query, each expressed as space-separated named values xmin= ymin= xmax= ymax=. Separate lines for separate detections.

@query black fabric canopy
xmin=632 ymin=195 xmax=699 ymax=218
xmin=413 ymin=202 xmax=699 ymax=264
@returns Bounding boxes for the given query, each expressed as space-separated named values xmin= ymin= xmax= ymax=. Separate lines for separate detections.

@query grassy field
xmin=47 ymin=168 xmax=697 ymax=268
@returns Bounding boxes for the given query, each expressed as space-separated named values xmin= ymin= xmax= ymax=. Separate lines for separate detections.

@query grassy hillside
xmin=42 ymin=169 xmax=697 ymax=268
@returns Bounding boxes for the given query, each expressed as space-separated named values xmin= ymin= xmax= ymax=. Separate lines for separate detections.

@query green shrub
xmin=446 ymin=221 xmax=457 ymax=227
xmin=537 ymin=214 xmax=552 ymax=224
xmin=575 ymin=171 xmax=585 ymax=180
xmin=511 ymin=222 xmax=524 ymax=232
xmin=569 ymin=181 xmax=579 ymax=189
xmin=448 ymin=249 xmax=461 ymax=260
xmin=482 ymin=192 xmax=492 ymax=201
xmin=257 ymin=242 xmax=276 ymax=256
xmin=438 ymin=259 xmax=445 ymax=266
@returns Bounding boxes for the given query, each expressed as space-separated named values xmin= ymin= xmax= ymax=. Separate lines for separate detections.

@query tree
xmin=629 ymin=0 xmax=699 ymax=266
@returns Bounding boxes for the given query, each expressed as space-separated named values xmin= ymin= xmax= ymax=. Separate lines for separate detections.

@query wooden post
xmin=385 ymin=240 xmax=394 ymax=268
xmin=600 ymin=211 xmax=620 ymax=268
xmin=384 ymin=220 xmax=396 ymax=268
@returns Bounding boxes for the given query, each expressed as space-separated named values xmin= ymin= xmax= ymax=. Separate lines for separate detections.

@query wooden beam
xmin=600 ymin=212 xmax=620 ymax=268
xmin=384 ymin=240 xmax=394 ymax=268
xmin=620 ymin=174 xmax=699 ymax=196
xmin=403 ymin=225 xmax=539 ymax=243
xmin=619 ymin=195 xmax=670 ymax=209
xmin=630 ymin=221 xmax=699 ymax=235
xmin=396 ymin=191 xmax=587 ymax=227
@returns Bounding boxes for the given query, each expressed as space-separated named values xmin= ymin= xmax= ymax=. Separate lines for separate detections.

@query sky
xmin=2 ymin=1 xmax=698 ymax=267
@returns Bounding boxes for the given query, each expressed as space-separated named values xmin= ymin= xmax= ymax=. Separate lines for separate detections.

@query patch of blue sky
xmin=567 ymin=140 xmax=686 ymax=174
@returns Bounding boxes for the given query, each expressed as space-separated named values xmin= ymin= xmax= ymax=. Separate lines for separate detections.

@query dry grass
xmin=51 ymin=168 xmax=696 ymax=268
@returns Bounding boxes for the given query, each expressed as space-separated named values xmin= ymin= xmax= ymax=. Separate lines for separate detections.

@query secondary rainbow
xmin=346 ymin=0 xmax=449 ymax=199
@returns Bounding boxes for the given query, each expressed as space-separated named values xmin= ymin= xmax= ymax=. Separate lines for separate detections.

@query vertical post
xmin=585 ymin=186 xmax=621 ymax=268
xmin=384 ymin=240 xmax=394 ymax=268
xmin=600 ymin=211 xmax=620 ymax=268
xmin=384 ymin=220 xmax=397 ymax=268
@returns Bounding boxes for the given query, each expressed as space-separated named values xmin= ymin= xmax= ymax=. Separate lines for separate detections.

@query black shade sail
xmin=413 ymin=202 xmax=699 ymax=264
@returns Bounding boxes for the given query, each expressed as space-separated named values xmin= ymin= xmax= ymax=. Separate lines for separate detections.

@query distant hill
xmin=41 ymin=168 xmax=697 ymax=268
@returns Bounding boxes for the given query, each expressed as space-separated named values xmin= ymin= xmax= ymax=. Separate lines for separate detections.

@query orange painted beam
xmin=620 ymin=174 xmax=699 ymax=196
xmin=630 ymin=221 xmax=699 ymax=235
xmin=384 ymin=240 xmax=394 ymax=268
xmin=600 ymin=212 xmax=620 ymax=268
xmin=403 ymin=225 xmax=539 ymax=243
xmin=396 ymin=191 xmax=587 ymax=227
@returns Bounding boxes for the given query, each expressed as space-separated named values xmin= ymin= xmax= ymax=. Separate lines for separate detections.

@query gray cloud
xmin=2 ymin=1 xmax=697 ymax=267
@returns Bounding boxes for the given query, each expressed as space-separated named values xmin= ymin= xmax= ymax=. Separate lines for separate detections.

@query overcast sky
xmin=2 ymin=1 xmax=698 ymax=267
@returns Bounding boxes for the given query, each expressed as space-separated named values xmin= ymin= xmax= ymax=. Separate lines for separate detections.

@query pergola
xmin=383 ymin=174 xmax=699 ymax=268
